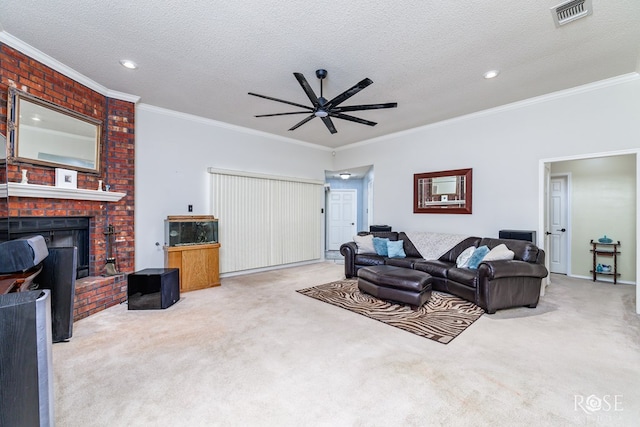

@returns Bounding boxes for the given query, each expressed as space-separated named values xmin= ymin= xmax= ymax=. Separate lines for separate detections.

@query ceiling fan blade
xmin=255 ymin=111 xmax=312 ymax=117
xmin=293 ymin=73 xmax=320 ymax=108
xmin=324 ymin=78 xmax=373 ymax=109
xmin=248 ymin=92 xmax=313 ymax=110
xmin=320 ymin=116 xmax=337 ymax=134
xmin=329 ymin=112 xmax=377 ymax=127
xmin=332 ymin=102 xmax=398 ymax=113
xmin=288 ymin=114 xmax=315 ymax=131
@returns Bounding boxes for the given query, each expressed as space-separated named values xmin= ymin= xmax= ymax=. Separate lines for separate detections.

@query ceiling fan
xmin=248 ymin=69 xmax=397 ymax=134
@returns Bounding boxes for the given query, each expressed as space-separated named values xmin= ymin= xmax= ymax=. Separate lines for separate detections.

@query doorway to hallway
xmin=327 ymin=189 xmax=357 ymax=251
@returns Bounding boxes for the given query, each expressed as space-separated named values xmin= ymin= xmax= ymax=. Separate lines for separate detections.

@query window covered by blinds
xmin=209 ymin=168 xmax=323 ymax=274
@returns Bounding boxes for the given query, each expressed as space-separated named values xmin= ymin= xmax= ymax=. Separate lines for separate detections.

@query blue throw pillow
xmin=372 ymin=237 xmax=390 ymax=256
xmin=466 ymin=245 xmax=489 ymax=269
xmin=387 ymin=240 xmax=406 ymax=258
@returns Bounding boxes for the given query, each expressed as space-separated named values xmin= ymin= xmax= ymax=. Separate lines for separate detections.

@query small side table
xmin=128 ymin=268 xmax=180 ymax=310
xmin=589 ymin=240 xmax=620 ymax=284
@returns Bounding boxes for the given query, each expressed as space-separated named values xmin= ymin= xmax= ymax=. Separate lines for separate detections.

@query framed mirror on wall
xmin=7 ymin=88 xmax=102 ymax=173
xmin=414 ymin=168 xmax=473 ymax=214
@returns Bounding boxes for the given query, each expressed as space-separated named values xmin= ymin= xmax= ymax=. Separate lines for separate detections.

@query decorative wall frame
xmin=55 ymin=168 xmax=78 ymax=189
xmin=414 ymin=168 xmax=472 ymax=214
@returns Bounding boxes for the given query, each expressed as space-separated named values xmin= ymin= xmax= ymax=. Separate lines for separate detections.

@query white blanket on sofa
xmin=405 ymin=231 xmax=470 ymax=260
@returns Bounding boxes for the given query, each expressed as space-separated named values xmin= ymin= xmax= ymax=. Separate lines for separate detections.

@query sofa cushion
xmin=483 ymin=243 xmax=515 ymax=262
xmin=467 ymin=245 xmax=490 ymax=269
xmin=447 ymin=267 xmax=479 ymax=287
xmin=414 ymin=259 xmax=454 ymax=278
xmin=372 ymin=237 xmax=390 ymax=256
xmin=387 ymin=240 xmax=406 ymax=258
xmin=456 ymin=246 xmax=476 ymax=268
xmin=386 ymin=257 xmax=421 ymax=269
xmin=479 ymin=238 xmax=539 ymax=263
xmin=354 ymin=234 xmax=375 ymax=254
xmin=354 ymin=253 xmax=386 ymax=267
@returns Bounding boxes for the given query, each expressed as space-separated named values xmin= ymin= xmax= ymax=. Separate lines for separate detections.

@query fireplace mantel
xmin=0 ymin=182 xmax=126 ymax=202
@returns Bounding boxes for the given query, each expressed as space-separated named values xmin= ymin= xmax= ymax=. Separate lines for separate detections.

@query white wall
xmin=134 ymin=105 xmax=332 ymax=270
xmin=333 ymin=75 xmax=640 ymax=240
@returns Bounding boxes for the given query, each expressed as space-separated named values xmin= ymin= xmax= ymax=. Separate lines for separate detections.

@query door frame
xmin=538 ymin=148 xmax=640 ymax=314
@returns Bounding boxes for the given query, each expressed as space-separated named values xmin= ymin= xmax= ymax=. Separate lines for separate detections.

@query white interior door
xmin=549 ymin=175 xmax=569 ymax=274
xmin=328 ymin=189 xmax=357 ymax=250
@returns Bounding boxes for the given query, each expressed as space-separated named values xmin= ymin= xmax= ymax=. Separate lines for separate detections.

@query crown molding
xmin=0 ymin=31 xmax=140 ymax=104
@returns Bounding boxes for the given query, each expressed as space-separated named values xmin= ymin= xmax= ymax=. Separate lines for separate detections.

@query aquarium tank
xmin=164 ymin=215 xmax=218 ymax=247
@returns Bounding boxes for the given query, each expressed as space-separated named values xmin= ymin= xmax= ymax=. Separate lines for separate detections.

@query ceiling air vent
xmin=551 ymin=0 xmax=592 ymax=27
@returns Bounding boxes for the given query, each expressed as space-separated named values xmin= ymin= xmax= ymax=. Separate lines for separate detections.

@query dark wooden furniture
xmin=128 ymin=268 xmax=180 ymax=310
xmin=590 ymin=240 xmax=620 ymax=284
xmin=0 ymin=267 xmax=43 ymax=294
xmin=499 ymin=230 xmax=536 ymax=243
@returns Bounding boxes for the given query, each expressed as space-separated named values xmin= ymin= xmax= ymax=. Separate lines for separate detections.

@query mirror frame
xmin=7 ymin=88 xmax=102 ymax=174
xmin=413 ymin=168 xmax=473 ymax=214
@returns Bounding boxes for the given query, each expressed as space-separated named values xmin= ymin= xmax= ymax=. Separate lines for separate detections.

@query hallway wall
xmin=551 ymin=155 xmax=636 ymax=283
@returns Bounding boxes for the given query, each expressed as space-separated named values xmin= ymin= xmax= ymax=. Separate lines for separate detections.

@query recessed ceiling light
xmin=483 ymin=70 xmax=500 ymax=79
xmin=119 ymin=59 xmax=138 ymax=70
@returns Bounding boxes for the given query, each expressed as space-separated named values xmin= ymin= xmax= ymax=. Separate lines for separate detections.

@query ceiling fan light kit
xmin=249 ymin=69 xmax=397 ymax=134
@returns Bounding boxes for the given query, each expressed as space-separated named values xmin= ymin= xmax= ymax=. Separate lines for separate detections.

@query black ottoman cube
xmin=357 ymin=265 xmax=432 ymax=309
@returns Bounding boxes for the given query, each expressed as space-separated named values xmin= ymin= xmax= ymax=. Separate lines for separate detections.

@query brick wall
xmin=1 ymin=43 xmax=135 ymax=320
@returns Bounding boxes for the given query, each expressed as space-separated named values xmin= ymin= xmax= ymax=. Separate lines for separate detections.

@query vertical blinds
xmin=208 ymin=168 xmax=323 ymax=274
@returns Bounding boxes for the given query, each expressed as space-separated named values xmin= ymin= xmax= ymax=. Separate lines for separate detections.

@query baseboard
xmin=219 ymin=259 xmax=324 ymax=278
xmin=569 ymin=274 xmax=636 ymax=286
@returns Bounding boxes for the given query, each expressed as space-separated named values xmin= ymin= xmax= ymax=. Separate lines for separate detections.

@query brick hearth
xmin=0 ymin=43 xmax=136 ymax=320
xmin=74 ymin=275 xmax=127 ymax=321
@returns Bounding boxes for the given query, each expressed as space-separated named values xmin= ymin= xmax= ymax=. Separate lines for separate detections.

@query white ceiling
xmin=1 ymin=0 xmax=639 ymax=149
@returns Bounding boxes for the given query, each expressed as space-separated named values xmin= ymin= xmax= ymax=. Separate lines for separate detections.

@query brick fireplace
xmin=0 ymin=43 xmax=136 ymax=320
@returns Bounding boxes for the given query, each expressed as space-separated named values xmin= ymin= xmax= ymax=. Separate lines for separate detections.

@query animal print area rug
xmin=297 ymin=279 xmax=484 ymax=344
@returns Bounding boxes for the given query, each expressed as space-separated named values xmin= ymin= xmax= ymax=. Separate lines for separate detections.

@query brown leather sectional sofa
xmin=340 ymin=231 xmax=548 ymax=314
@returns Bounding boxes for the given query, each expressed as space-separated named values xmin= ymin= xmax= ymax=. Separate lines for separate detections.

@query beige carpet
xmin=297 ymin=279 xmax=484 ymax=344
xmin=52 ymin=263 xmax=640 ymax=426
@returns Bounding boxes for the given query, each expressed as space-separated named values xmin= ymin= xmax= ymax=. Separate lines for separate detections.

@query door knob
xmin=557 ymin=228 xmax=566 ymax=232
xmin=545 ymin=231 xmax=552 ymax=235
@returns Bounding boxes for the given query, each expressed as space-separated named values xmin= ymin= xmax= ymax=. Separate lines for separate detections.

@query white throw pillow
xmin=456 ymin=246 xmax=476 ymax=268
xmin=353 ymin=234 xmax=376 ymax=254
xmin=483 ymin=243 xmax=515 ymax=261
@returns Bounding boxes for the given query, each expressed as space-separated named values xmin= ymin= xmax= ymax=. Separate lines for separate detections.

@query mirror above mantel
xmin=414 ymin=168 xmax=473 ymax=214
xmin=7 ymin=88 xmax=102 ymax=174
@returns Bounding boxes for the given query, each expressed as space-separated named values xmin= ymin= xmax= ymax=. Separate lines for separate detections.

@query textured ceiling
xmin=1 ymin=0 xmax=639 ymax=148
